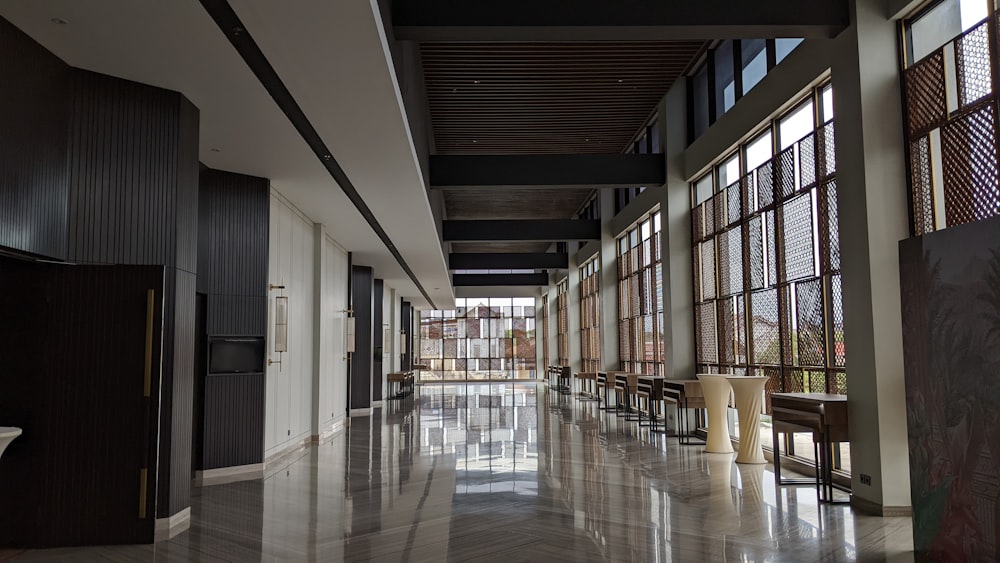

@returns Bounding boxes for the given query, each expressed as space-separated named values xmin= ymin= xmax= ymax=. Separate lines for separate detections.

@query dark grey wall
xmin=196 ymin=168 xmax=270 ymax=469
xmin=401 ymin=299 xmax=413 ymax=370
xmin=373 ymin=279 xmax=385 ymax=400
xmin=350 ymin=265 xmax=374 ymax=410
xmin=0 ymin=17 xmax=200 ymax=522
xmin=0 ymin=257 xmax=165 ymax=547
xmin=0 ymin=17 xmax=69 ymax=259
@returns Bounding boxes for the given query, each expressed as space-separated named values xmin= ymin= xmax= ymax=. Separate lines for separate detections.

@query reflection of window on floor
xmin=418 ymin=297 xmax=537 ymax=380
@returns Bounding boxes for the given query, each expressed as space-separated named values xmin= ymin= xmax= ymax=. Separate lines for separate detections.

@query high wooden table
xmin=770 ymin=392 xmax=850 ymax=503
xmin=662 ymin=379 xmax=706 ymax=445
xmin=387 ymin=371 xmax=414 ymax=398
xmin=614 ymin=373 xmax=641 ymax=420
xmin=725 ymin=376 xmax=769 ymax=464
xmin=697 ymin=374 xmax=734 ymax=454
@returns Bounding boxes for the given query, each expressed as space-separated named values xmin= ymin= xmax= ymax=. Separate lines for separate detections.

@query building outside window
xmin=418 ymin=297 xmax=536 ymax=381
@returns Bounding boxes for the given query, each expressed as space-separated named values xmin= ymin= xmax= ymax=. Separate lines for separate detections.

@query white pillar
xmin=831 ymin=0 xmax=911 ymax=513
xmin=598 ymin=188 xmax=622 ymax=372
xmin=311 ymin=223 xmax=328 ymax=437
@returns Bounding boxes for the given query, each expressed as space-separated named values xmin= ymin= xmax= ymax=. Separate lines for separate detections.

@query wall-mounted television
xmin=208 ymin=336 xmax=265 ymax=375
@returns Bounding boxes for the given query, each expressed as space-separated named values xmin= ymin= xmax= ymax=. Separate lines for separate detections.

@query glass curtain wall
xmin=580 ymin=255 xmax=601 ymax=372
xmin=418 ymin=297 xmax=537 ymax=381
xmin=901 ymin=0 xmax=999 ymax=234
xmin=616 ymin=211 xmax=664 ymax=375
xmin=556 ymin=279 xmax=569 ymax=366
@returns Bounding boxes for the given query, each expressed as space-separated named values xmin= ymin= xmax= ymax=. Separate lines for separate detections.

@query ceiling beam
xmin=443 ymin=220 xmax=600 ymax=242
xmin=453 ymin=273 xmax=549 ymax=286
xmin=430 ymin=154 xmax=664 ymax=189
xmin=392 ymin=0 xmax=849 ymax=41
xmin=450 ymin=252 xmax=568 ymax=270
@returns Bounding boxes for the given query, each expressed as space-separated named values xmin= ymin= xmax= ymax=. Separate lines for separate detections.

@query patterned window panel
xmin=941 ymin=103 xmax=1000 ymax=227
xmin=782 ymin=193 xmax=816 ymax=282
xmin=955 ymin=21 xmax=992 ymax=110
xmin=904 ymin=49 xmax=947 ymax=137
xmin=795 ymin=278 xmax=826 ymax=368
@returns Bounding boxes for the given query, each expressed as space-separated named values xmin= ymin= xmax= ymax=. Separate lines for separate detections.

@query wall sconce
xmin=269 ymin=284 xmax=287 ymax=369
xmin=399 ymin=330 xmax=407 ymax=355
xmin=343 ymin=309 xmax=355 ymax=355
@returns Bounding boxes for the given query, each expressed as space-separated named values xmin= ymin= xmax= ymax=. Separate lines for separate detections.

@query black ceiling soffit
xmin=443 ymin=220 xmax=601 ymax=242
xmin=392 ymin=0 xmax=850 ymax=41
xmin=197 ymin=0 xmax=436 ymax=308
xmin=449 ymin=252 xmax=568 ymax=270
xmin=430 ymin=154 xmax=665 ymax=188
xmin=453 ymin=273 xmax=549 ymax=287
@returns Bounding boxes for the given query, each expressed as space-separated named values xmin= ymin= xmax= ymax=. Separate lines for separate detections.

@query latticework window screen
xmin=580 ymin=256 xmax=602 ymax=372
xmin=617 ymin=212 xmax=664 ymax=375
xmin=902 ymin=10 xmax=1000 ymax=235
xmin=691 ymin=83 xmax=845 ymax=413
xmin=556 ymin=279 xmax=569 ymax=366
xmin=418 ymin=298 xmax=536 ymax=381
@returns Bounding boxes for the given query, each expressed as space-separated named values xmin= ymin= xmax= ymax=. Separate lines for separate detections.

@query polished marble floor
xmin=6 ymin=383 xmax=913 ymax=562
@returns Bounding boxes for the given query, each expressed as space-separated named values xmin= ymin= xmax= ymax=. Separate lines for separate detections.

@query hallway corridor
xmin=9 ymin=384 xmax=912 ymax=562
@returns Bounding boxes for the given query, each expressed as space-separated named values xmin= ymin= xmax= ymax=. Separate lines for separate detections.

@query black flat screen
xmin=209 ymin=338 xmax=264 ymax=374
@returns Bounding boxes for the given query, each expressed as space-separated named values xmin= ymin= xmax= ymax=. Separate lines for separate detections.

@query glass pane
xmin=779 ymin=101 xmax=815 ymax=150
xmin=741 ymin=39 xmax=768 ymax=95
xmin=775 ymin=38 xmax=803 ymax=64
xmin=821 ymin=85 xmax=834 ymax=123
xmin=714 ymin=40 xmax=736 ymax=116
xmin=909 ymin=0 xmax=987 ymax=63
xmin=694 ymin=174 xmax=714 ymax=205
xmin=693 ymin=64 xmax=710 ymax=139
xmin=718 ymin=153 xmax=740 ymax=189
xmin=745 ymin=130 xmax=773 ymax=172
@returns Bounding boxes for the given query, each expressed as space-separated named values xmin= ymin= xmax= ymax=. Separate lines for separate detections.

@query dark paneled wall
xmin=0 ymin=17 xmax=69 ymax=259
xmin=196 ymin=168 xmax=270 ymax=470
xmin=373 ymin=279 xmax=384 ymax=400
xmin=401 ymin=299 xmax=413 ymax=370
xmin=197 ymin=168 xmax=269 ymax=335
xmin=0 ymin=257 xmax=165 ymax=547
xmin=350 ymin=266 xmax=374 ymax=410
xmin=202 ymin=374 xmax=267 ymax=468
xmin=0 ymin=17 xmax=201 ymax=525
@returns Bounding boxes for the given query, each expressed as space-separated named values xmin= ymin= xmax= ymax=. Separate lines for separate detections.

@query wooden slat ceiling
xmin=421 ymin=41 xmax=707 ymax=155
xmin=445 ymin=187 xmax=594 ymax=254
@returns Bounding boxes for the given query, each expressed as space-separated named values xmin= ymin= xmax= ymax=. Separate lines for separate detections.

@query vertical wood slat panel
xmin=351 ymin=266 xmax=375 ymax=410
xmin=0 ymin=17 xmax=70 ymax=259
xmin=198 ymin=169 xmax=270 ymax=335
xmin=0 ymin=257 xmax=164 ymax=548
xmin=202 ymin=374 xmax=266 ymax=469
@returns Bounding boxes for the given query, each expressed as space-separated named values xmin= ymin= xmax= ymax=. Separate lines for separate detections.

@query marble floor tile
xmin=10 ymin=383 xmax=913 ymax=562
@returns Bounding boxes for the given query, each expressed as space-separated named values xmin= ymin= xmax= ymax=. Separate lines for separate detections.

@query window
xmin=902 ymin=0 xmax=999 ymax=235
xmin=775 ymin=38 xmax=803 ymax=64
xmin=617 ymin=211 xmax=664 ymax=374
xmin=714 ymin=40 xmax=737 ymax=116
xmin=741 ymin=39 xmax=768 ymax=95
xmin=418 ymin=297 xmax=536 ymax=381
xmin=690 ymin=82 xmax=844 ymax=416
xmin=580 ymin=256 xmax=602 ymax=372
xmin=688 ymin=37 xmax=804 ymax=144
xmin=557 ymin=280 xmax=569 ymax=366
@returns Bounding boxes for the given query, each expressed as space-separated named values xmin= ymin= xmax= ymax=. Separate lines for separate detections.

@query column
xmin=311 ymin=223 xmax=327 ymax=437
xmin=599 ymin=188 xmax=622 ymax=371
xmin=831 ymin=0 xmax=911 ymax=513
xmin=656 ymin=79 xmax=696 ymax=381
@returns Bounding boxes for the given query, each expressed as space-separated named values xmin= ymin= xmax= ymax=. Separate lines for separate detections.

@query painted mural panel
xmin=901 ymin=215 xmax=1000 ymax=560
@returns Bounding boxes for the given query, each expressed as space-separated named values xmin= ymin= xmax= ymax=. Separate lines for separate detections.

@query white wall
xmin=265 ymin=189 xmax=351 ymax=460
xmin=266 ymin=190 xmax=316 ymax=458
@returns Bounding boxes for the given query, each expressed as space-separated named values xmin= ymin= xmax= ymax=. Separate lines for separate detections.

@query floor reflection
xmin=11 ymin=383 xmax=912 ymax=562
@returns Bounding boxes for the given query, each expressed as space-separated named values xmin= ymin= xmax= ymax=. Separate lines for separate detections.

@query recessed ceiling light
xmin=209 ymin=148 xmax=221 ymax=153
xmin=452 ymin=88 xmax=458 ymax=93
xmin=473 ymin=80 xmax=481 ymax=84
xmin=322 ymin=154 xmax=332 ymax=160
xmin=617 ymin=79 xmax=624 ymax=83
xmin=585 ymin=138 xmax=590 ymax=142
xmin=50 ymin=17 xmax=68 ymax=25
xmin=433 ymin=287 xmax=440 ymax=290
xmin=472 ymin=140 xmax=477 ymax=143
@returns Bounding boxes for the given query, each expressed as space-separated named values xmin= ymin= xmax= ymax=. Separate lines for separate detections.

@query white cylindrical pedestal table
xmin=725 ymin=376 xmax=769 ymax=464
xmin=697 ymin=374 xmax=734 ymax=454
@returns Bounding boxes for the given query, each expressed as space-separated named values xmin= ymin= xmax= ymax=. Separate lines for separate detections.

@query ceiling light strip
xmin=198 ymin=0 xmax=436 ymax=309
